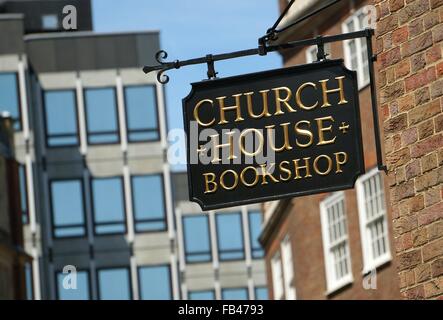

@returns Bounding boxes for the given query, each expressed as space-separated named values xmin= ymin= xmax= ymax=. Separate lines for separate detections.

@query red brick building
xmin=260 ymin=0 xmax=401 ymax=299
xmin=375 ymin=0 xmax=443 ymax=299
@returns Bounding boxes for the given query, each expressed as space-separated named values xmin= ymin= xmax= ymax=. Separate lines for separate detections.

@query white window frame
xmin=342 ymin=7 xmax=370 ymax=89
xmin=356 ymin=168 xmax=392 ymax=274
xmin=281 ymin=235 xmax=296 ymax=300
xmin=320 ymin=192 xmax=353 ymax=294
xmin=305 ymin=43 xmax=332 ymax=64
xmin=271 ymin=251 xmax=284 ymax=300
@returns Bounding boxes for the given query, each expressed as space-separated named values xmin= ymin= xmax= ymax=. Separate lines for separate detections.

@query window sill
xmin=325 ymin=275 xmax=354 ymax=296
xmin=362 ymin=253 xmax=392 ymax=275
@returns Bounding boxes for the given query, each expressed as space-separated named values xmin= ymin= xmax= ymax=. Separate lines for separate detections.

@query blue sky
xmin=92 ymin=0 xmax=282 ymax=133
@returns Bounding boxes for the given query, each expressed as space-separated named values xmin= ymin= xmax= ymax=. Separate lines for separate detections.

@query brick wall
xmin=375 ymin=0 xmax=443 ymax=299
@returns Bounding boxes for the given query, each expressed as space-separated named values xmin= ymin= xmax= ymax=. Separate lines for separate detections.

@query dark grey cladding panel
xmin=0 ymin=18 xmax=25 ymax=54
xmin=26 ymin=32 xmax=160 ymax=72
xmin=75 ymin=37 xmax=96 ymax=70
xmin=54 ymin=38 xmax=77 ymax=71
xmin=115 ymin=35 xmax=137 ymax=69
xmin=171 ymin=171 xmax=190 ymax=204
xmin=95 ymin=36 xmax=117 ymax=70
xmin=136 ymin=33 xmax=160 ymax=67
xmin=26 ymin=39 xmax=56 ymax=71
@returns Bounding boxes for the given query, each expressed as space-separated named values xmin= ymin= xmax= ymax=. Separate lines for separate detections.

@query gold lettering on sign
xmin=266 ymin=122 xmax=293 ymax=153
xmin=296 ymin=82 xmax=318 ymax=110
xmin=203 ymin=173 xmax=218 ymax=194
xmin=272 ymin=87 xmax=296 ymax=115
xmin=319 ymin=76 xmax=348 ymax=108
xmin=295 ymin=120 xmax=314 ymax=148
xmin=316 ymin=116 xmax=336 ymax=146
xmin=245 ymin=90 xmax=272 ymax=119
xmin=313 ymin=155 xmax=333 ymax=176
xmin=217 ymin=94 xmax=244 ymax=125
xmin=194 ymin=99 xmax=215 ymax=127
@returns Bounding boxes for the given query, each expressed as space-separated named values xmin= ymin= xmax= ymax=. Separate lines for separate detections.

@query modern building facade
xmin=0 ymin=114 xmax=31 ymax=299
xmin=0 ymin=0 xmax=268 ymax=300
xmin=172 ymin=173 xmax=268 ymax=300
xmin=260 ymin=0 xmax=401 ymax=299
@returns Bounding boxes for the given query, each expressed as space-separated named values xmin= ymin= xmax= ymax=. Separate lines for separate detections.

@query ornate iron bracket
xmin=142 ymin=50 xmax=180 ymax=84
xmin=142 ymin=29 xmax=387 ymax=173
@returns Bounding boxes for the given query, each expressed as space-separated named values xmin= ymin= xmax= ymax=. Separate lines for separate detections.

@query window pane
xmin=85 ymin=88 xmax=119 ymax=144
xmin=188 ymin=290 xmax=215 ymax=300
xmin=18 ymin=165 xmax=29 ymax=224
xmin=183 ymin=215 xmax=211 ymax=263
xmin=25 ymin=263 xmax=33 ymax=300
xmin=222 ymin=288 xmax=248 ymax=300
xmin=44 ymin=90 xmax=78 ymax=146
xmin=139 ymin=266 xmax=171 ymax=300
xmin=216 ymin=213 xmax=244 ymax=261
xmin=57 ymin=271 xmax=90 ymax=300
xmin=125 ymin=86 xmax=159 ymax=142
xmin=249 ymin=211 xmax=264 ymax=258
xmin=132 ymin=175 xmax=166 ymax=232
xmin=51 ymin=180 xmax=85 ymax=238
xmin=255 ymin=287 xmax=268 ymax=300
xmin=42 ymin=14 xmax=59 ymax=29
xmin=92 ymin=177 xmax=126 ymax=235
xmin=98 ymin=268 xmax=131 ymax=300
xmin=0 ymin=73 xmax=20 ymax=130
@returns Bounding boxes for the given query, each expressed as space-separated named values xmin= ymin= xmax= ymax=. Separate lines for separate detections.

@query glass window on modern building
xmin=131 ymin=175 xmax=166 ymax=232
xmin=56 ymin=270 xmax=90 ymax=300
xmin=84 ymin=88 xmax=119 ymax=144
xmin=0 ymin=73 xmax=21 ymax=130
xmin=138 ymin=265 xmax=171 ymax=300
xmin=182 ymin=215 xmax=211 ymax=263
xmin=91 ymin=177 xmax=126 ymax=235
xmin=188 ymin=290 xmax=215 ymax=300
xmin=320 ymin=192 xmax=353 ymax=293
xmin=271 ymin=251 xmax=284 ymax=300
xmin=44 ymin=90 xmax=79 ymax=147
xmin=124 ymin=85 xmax=159 ymax=142
xmin=216 ymin=212 xmax=245 ymax=261
xmin=18 ymin=165 xmax=29 ymax=225
xmin=50 ymin=180 xmax=86 ymax=238
xmin=248 ymin=211 xmax=264 ymax=259
xmin=342 ymin=8 xmax=370 ymax=88
xmin=356 ymin=168 xmax=391 ymax=273
xmin=97 ymin=268 xmax=131 ymax=300
xmin=221 ymin=288 xmax=248 ymax=300
xmin=255 ymin=287 xmax=268 ymax=300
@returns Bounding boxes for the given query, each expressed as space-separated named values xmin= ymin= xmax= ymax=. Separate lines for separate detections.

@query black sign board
xmin=183 ymin=59 xmax=365 ymax=210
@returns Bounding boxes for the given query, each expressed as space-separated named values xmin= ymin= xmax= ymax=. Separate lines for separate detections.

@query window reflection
xmin=44 ymin=90 xmax=79 ymax=147
xmin=50 ymin=180 xmax=86 ymax=238
xmin=91 ymin=177 xmax=126 ymax=235
xmin=132 ymin=175 xmax=166 ymax=232
xmin=138 ymin=265 xmax=171 ymax=300
xmin=183 ymin=215 xmax=211 ymax=263
xmin=124 ymin=85 xmax=159 ymax=142
xmin=216 ymin=213 xmax=244 ymax=261
xmin=85 ymin=88 xmax=119 ymax=144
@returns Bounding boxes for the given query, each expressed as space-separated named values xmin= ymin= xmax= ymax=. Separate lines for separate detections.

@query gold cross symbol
xmin=339 ymin=122 xmax=350 ymax=134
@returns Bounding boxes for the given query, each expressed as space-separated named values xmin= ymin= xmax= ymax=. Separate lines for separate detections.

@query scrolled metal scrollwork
xmin=142 ymin=50 xmax=180 ymax=84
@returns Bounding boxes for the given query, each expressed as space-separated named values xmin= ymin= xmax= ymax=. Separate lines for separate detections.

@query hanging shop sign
xmin=182 ymin=59 xmax=365 ymax=210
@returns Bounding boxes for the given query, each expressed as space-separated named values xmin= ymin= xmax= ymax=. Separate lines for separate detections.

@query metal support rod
xmin=143 ymin=29 xmax=371 ymax=84
xmin=143 ymin=28 xmax=387 ymax=171
xmin=365 ymin=29 xmax=388 ymax=173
